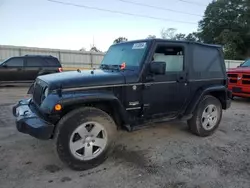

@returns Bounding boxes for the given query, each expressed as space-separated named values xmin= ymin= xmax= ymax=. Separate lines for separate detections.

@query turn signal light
xmin=54 ymin=104 xmax=62 ymax=111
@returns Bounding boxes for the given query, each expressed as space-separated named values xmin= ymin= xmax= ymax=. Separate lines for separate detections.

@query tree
xmin=185 ymin=32 xmax=201 ymax=42
xmin=160 ymin=28 xmax=200 ymax=42
xmin=161 ymin=28 xmax=177 ymax=39
xmin=113 ymin=37 xmax=128 ymax=44
xmin=198 ymin=0 xmax=250 ymax=59
xmin=79 ymin=47 xmax=86 ymax=51
xmin=90 ymin=46 xmax=101 ymax=53
xmin=173 ymin=33 xmax=186 ymax=41
xmin=147 ymin=35 xmax=156 ymax=39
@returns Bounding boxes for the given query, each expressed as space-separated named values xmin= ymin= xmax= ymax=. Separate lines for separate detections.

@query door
xmin=0 ymin=57 xmax=25 ymax=82
xmin=142 ymin=43 xmax=189 ymax=118
xmin=24 ymin=57 xmax=44 ymax=80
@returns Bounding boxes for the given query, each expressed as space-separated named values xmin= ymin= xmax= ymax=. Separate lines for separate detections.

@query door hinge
xmin=144 ymin=83 xmax=151 ymax=89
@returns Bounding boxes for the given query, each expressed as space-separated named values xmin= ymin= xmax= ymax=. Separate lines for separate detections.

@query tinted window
xmin=193 ymin=47 xmax=222 ymax=72
xmin=26 ymin=57 xmax=44 ymax=67
xmin=153 ymin=46 xmax=184 ymax=72
xmin=191 ymin=45 xmax=224 ymax=79
xmin=240 ymin=59 xmax=250 ymax=67
xmin=5 ymin=58 xmax=24 ymax=67
xmin=44 ymin=58 xmax=60 ymax=67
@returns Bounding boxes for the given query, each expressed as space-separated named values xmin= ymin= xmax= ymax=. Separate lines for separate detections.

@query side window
xmin=153 ymin=45 xmax=184 ymax=72
xmin=191 ymin=46 xmax=223 ymax=79
xmin=26 ymin=57 xmax=44 ymax=67
xmin=5 ymin=58 xmax=24 ymax=67
xmin=44 ymin=58 xmax=60 ymax=67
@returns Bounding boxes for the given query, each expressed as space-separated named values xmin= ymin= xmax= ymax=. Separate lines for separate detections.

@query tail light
xmin=58 ymin=67 xmax=63 ymax=72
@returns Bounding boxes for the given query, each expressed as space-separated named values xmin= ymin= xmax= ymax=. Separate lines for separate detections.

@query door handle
xmin=177 ymin=76 xmax=186 ymax=83
xmin=144 ymin=83 xmax=152 ymax=89
xmin=17 ymin=68 xmax=22 ymax=71
xmin=146 ymin=75 xmax=155 ymax=82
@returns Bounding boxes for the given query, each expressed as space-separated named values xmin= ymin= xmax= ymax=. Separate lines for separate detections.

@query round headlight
xmin=44 ymin=87 xmax=49 ymax=97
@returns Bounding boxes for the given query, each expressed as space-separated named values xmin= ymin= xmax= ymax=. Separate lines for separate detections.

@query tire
xmin=187 ymin=95 xmax=222 ymax=137
xmin=54 ymin=107 xmax=117 ymax=171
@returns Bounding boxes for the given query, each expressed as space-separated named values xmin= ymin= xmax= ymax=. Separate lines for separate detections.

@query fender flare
xmin=184 ymin=85 xmax=227 ymax=115
xmin=58 ymin=92 xmax=130 ymax=124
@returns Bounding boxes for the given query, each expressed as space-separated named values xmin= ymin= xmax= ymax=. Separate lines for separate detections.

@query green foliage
xmin=198 ymin=0 xmax=250 ymax=59
xmin=160 ymin=28 xmax=200 ymax=42
xmin=161 ymin=28 xmax=177 ymax=39
xmin=185 ymin=32 xmax=201 ymax=42
xmin=113 ymin=37 xmax=128 ymax=44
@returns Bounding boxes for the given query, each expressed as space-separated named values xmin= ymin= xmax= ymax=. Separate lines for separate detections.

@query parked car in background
xmin=227 ymin=59 xmax=250 ymax=98
xmin=0 ymin=55 xmax=62 ymax=85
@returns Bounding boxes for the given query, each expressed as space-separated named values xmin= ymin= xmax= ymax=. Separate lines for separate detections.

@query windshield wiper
xmin=100 ymin=64 xmax=110 ymax=70
xmin=100 ymin=64 xmax=134 ymax=71
xmin=100 ymin=64 xmax=120 ymax=70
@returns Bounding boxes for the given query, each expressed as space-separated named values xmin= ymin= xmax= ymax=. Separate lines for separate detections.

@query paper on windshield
xmin=132 ymin=42 xmax=146 ymax=49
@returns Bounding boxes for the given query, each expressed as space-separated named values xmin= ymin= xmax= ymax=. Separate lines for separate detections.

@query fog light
xmin=54 ymin=104 xmax=62 ymax=111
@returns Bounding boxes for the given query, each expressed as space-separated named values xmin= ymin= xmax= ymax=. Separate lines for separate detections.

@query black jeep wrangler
xmin=12 ymin=39 xmax=231 ymax=170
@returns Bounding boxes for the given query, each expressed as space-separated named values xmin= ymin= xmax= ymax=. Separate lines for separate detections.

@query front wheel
xmin=54 ymin=107 xmax=117 ymax=171
xmin=188 ymin=95 xmax=222 ymax=137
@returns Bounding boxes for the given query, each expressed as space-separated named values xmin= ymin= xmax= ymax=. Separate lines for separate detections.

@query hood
xmin=227 ymin=67 xmax=250 ymax=74
xmin=38 ymin=69 xmax=126 ymax=90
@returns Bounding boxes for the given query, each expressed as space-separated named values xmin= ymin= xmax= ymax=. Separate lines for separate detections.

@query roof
xmin=113 ymin=38 xmax=222 ymax=48
xmin=23 ymin=55 xmax=56 ymax=58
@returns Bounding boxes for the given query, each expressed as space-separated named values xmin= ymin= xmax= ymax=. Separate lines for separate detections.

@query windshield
xmin=100 ymin=42 xmax=148 ymax=70
xmin=240 ymin=59 xmax=250 ymax=67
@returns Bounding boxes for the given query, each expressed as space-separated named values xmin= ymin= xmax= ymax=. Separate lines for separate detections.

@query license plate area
xmin=232 ymin=87 xmax=242 ymax=93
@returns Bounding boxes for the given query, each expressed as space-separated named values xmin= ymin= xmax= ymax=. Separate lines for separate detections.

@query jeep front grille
xmin=33 ymin=82 xmax=44 ymax=105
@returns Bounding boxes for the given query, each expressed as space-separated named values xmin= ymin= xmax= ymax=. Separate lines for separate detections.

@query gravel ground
xmin=0 ymin=87 xmax=250 ymax=188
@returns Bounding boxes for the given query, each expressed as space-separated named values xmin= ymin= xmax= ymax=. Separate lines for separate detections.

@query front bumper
xmin=12 ymin=99 xmax=54 ymax=140
xmin=228 ymin=84 xmax=250 ymax=97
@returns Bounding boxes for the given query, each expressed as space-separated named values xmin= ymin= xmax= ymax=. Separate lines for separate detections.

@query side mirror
xmin=2 ymin=64 xmax=7 ymax=68
xmin=149 ymin=61 xmax=166 ymax=75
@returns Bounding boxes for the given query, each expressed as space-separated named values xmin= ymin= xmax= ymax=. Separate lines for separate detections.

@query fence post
xmin=19 ymin=48 xmax=22 ymax=56
xmin=58 ymin=51 xmax=62 ymax=62
xmin=90 ymin=52 xmax=93 ymax=68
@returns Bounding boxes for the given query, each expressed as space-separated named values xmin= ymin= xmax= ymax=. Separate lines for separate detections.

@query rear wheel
xmin=188 ymin=95 xmax=222 ymax=137
xmin=54 ymin=107 xmax=117 ymax=171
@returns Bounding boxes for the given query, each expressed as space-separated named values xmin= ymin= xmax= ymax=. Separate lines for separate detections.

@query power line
xmin=117 ymin=0 xmax=203 ymax=17
xmin=47 ymin=0 xmax=197 ymax=25
xmin=177 ymin=0 xmax=207 ymax=7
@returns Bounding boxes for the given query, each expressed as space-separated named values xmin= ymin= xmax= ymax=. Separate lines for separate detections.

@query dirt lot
xmin=0 ymin=87 xmax=249 ymax=188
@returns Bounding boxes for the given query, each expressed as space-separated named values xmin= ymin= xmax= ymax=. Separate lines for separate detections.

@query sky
xmin=0 ymin=0 xmax=212 ymax=51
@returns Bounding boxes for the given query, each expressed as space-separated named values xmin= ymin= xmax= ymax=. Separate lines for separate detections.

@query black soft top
xmin=114 ymin=38 xmax=222 ymax=49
